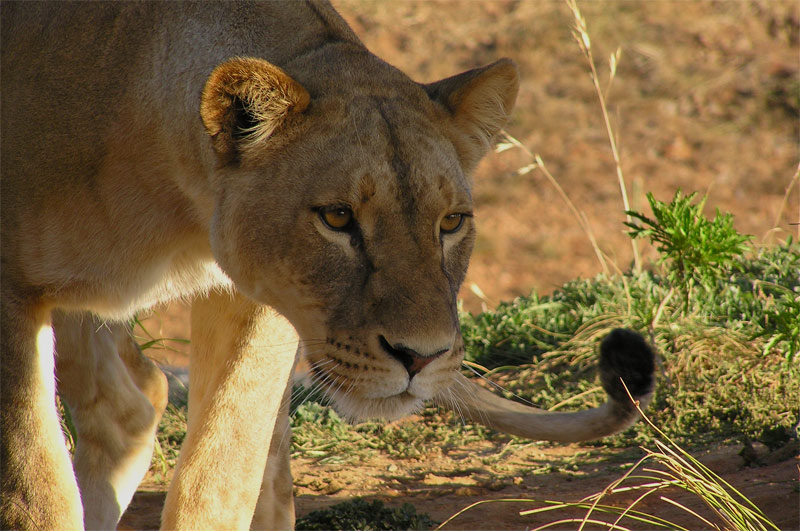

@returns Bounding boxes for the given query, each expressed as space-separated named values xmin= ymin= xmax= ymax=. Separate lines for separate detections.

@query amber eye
xmin=440 ymin=213 xmax=465 ymax=234
xmin=319 ymin=206 xmax=354 ymax=231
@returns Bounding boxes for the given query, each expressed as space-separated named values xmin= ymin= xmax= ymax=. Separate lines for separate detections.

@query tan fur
xmin=53 ymin=313 xmax=168 ymax=529
xmin=1 ymin=2 xmax=648 ymax=529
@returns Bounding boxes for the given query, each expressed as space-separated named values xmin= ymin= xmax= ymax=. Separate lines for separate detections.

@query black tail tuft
xmin=599 ymin=328 xmax=655 ymax=404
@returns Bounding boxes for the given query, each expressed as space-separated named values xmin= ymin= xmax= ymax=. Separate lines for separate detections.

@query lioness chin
xmin=1 ymin=1 xmax=654 ymax=529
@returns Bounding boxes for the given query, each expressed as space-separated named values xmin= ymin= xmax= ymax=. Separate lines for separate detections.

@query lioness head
xmin=200 ymin=54 xmax=518 ymax=420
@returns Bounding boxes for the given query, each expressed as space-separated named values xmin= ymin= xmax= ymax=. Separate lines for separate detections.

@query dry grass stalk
xmin=497 ymin=132 xmax=611 ymax=276
xmin=565 ymin=0 xmax=642 ymax=273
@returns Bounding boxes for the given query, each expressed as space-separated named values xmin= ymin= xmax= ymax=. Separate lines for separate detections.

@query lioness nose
xmin=379 ymin=336 xmax=450 ymax=379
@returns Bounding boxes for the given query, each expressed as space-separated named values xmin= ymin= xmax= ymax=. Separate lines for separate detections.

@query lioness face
xmin=203 ymin=57 xmax=517 ymax=420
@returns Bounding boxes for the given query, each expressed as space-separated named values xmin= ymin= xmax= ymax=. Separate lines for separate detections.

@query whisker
xmin=452 ymin=372 xmax=492 ymax=428
xmin=447 ymin=386 xmax=467 ymax=427
xmin=310 ymin=361 xmax=342 ymax=405
xmin=462 ymin=364 xmax=537 ymax=408
xmin=323 ymin=376 xmax=346 ymax=415
xmin=447 ymin=380 xmax=470 ymax=427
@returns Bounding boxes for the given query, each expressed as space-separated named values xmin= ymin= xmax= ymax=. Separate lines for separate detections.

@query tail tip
xmin=599 ymin=328 xmax=655 ymax=404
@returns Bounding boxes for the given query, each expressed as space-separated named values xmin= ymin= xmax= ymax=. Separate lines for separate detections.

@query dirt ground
xmin=122 ymin=442 xmax=797 ymax=530
xmin=128 ymin=1 xmax=799 ymax=529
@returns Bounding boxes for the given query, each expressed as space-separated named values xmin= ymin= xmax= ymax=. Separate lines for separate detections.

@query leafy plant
xmin=758 ymin=285 xmax=800 ymax=361
xmin=625 ymin=190 xmax=751 ymax=306
xmin=744 ymin=241 xmax=800 ymax=362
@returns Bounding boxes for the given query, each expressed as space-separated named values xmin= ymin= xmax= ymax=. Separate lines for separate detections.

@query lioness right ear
xmin=201 ymin=57 xmax=310 ymax=165
xmin=425 ymin=59 xmax=519 ymax=172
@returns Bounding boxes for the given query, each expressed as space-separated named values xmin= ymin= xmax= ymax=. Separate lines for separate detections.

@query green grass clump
xmin=291 ymin=401 xmax=367 ymax=462
xmin=291 ymin=399 xmax=492 ymax=463
xmin=458 ymin=191 xmax=799 ymax=448
xmin=296 ymin=499 xmax=434 ymax=531
xmin=459 ymin=238 xmax=799 ymax=449
xmin=151 ymin=404 xmax=187 ymax=479
xmin=460 ymin=272 xmax=662 ymax=369
xmin=737 ymin=243 xmax=800 ymax=359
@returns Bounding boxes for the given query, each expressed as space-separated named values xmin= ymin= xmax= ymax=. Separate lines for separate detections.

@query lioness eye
xmin=440 ymin=213 xmax=464 ymax=234
xmin=319 ymin=206 xmax=354 ymax=231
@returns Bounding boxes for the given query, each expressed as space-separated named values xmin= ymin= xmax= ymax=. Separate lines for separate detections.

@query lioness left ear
xmin=425 ymin=59 xmax=519 ymax=171
xmin=201 ymin=57 xmax=310 ymax=165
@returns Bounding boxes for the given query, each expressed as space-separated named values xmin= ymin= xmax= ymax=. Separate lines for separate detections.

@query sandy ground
xmin=120 ymin=442 xmax=798 ymax=529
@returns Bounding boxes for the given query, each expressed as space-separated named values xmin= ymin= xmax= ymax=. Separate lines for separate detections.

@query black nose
xmin=379 ymin=336 xmax=448 ymax=379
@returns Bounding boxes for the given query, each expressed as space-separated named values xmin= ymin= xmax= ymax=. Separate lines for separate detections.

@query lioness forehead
xmin=296 ymin=94 xmax=472 ymax=215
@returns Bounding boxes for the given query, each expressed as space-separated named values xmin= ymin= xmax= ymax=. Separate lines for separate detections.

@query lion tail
xmin=437 ymin=329 xmax=656 ymax=442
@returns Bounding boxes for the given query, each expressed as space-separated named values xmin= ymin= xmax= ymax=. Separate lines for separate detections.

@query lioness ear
xmin=201 ymin=57 xmax=310 ymax=164
xmin=425 ymin=59 xmax=519 ymax=171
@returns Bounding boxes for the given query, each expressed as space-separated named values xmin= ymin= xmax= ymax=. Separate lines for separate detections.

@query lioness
xmin=1 ymin=1 xmax=654 ymax=529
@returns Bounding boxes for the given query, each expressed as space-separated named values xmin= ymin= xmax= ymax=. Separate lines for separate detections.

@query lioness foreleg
xmin=53 ymin=311 xmax=168 ymax=529
xmin=162 ymin=290 xmax=297 ymax=529
xmin=1 ymin=299 xmax=83 ymax=530
xmin=251 ymin=376 xmax=295 ymax=530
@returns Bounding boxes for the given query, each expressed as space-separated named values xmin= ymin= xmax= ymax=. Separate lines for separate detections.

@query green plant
xmin=290 ymin=398 xmax=492 ymax=463
xmin=58 ymin=397 xmax=77 ymax=455
xmin=625 ymin=190 xmax=752 ymax=306
xmin=458 ymin=238 xmax=800 ymax=448
xmin=751 ymin=243 xmax=800 ymax=362
xmin=151 ymin=404 xmax=187 ymax=479
xmin=760 ymin=285 xmax=800 ymax=361
xmin=291 ymin=401 xmax=364 ymax=462
xmin=131 ymin=314 xmax=190 ymax=353
xmin=296 ymin=499 xmax=435 ymax=531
